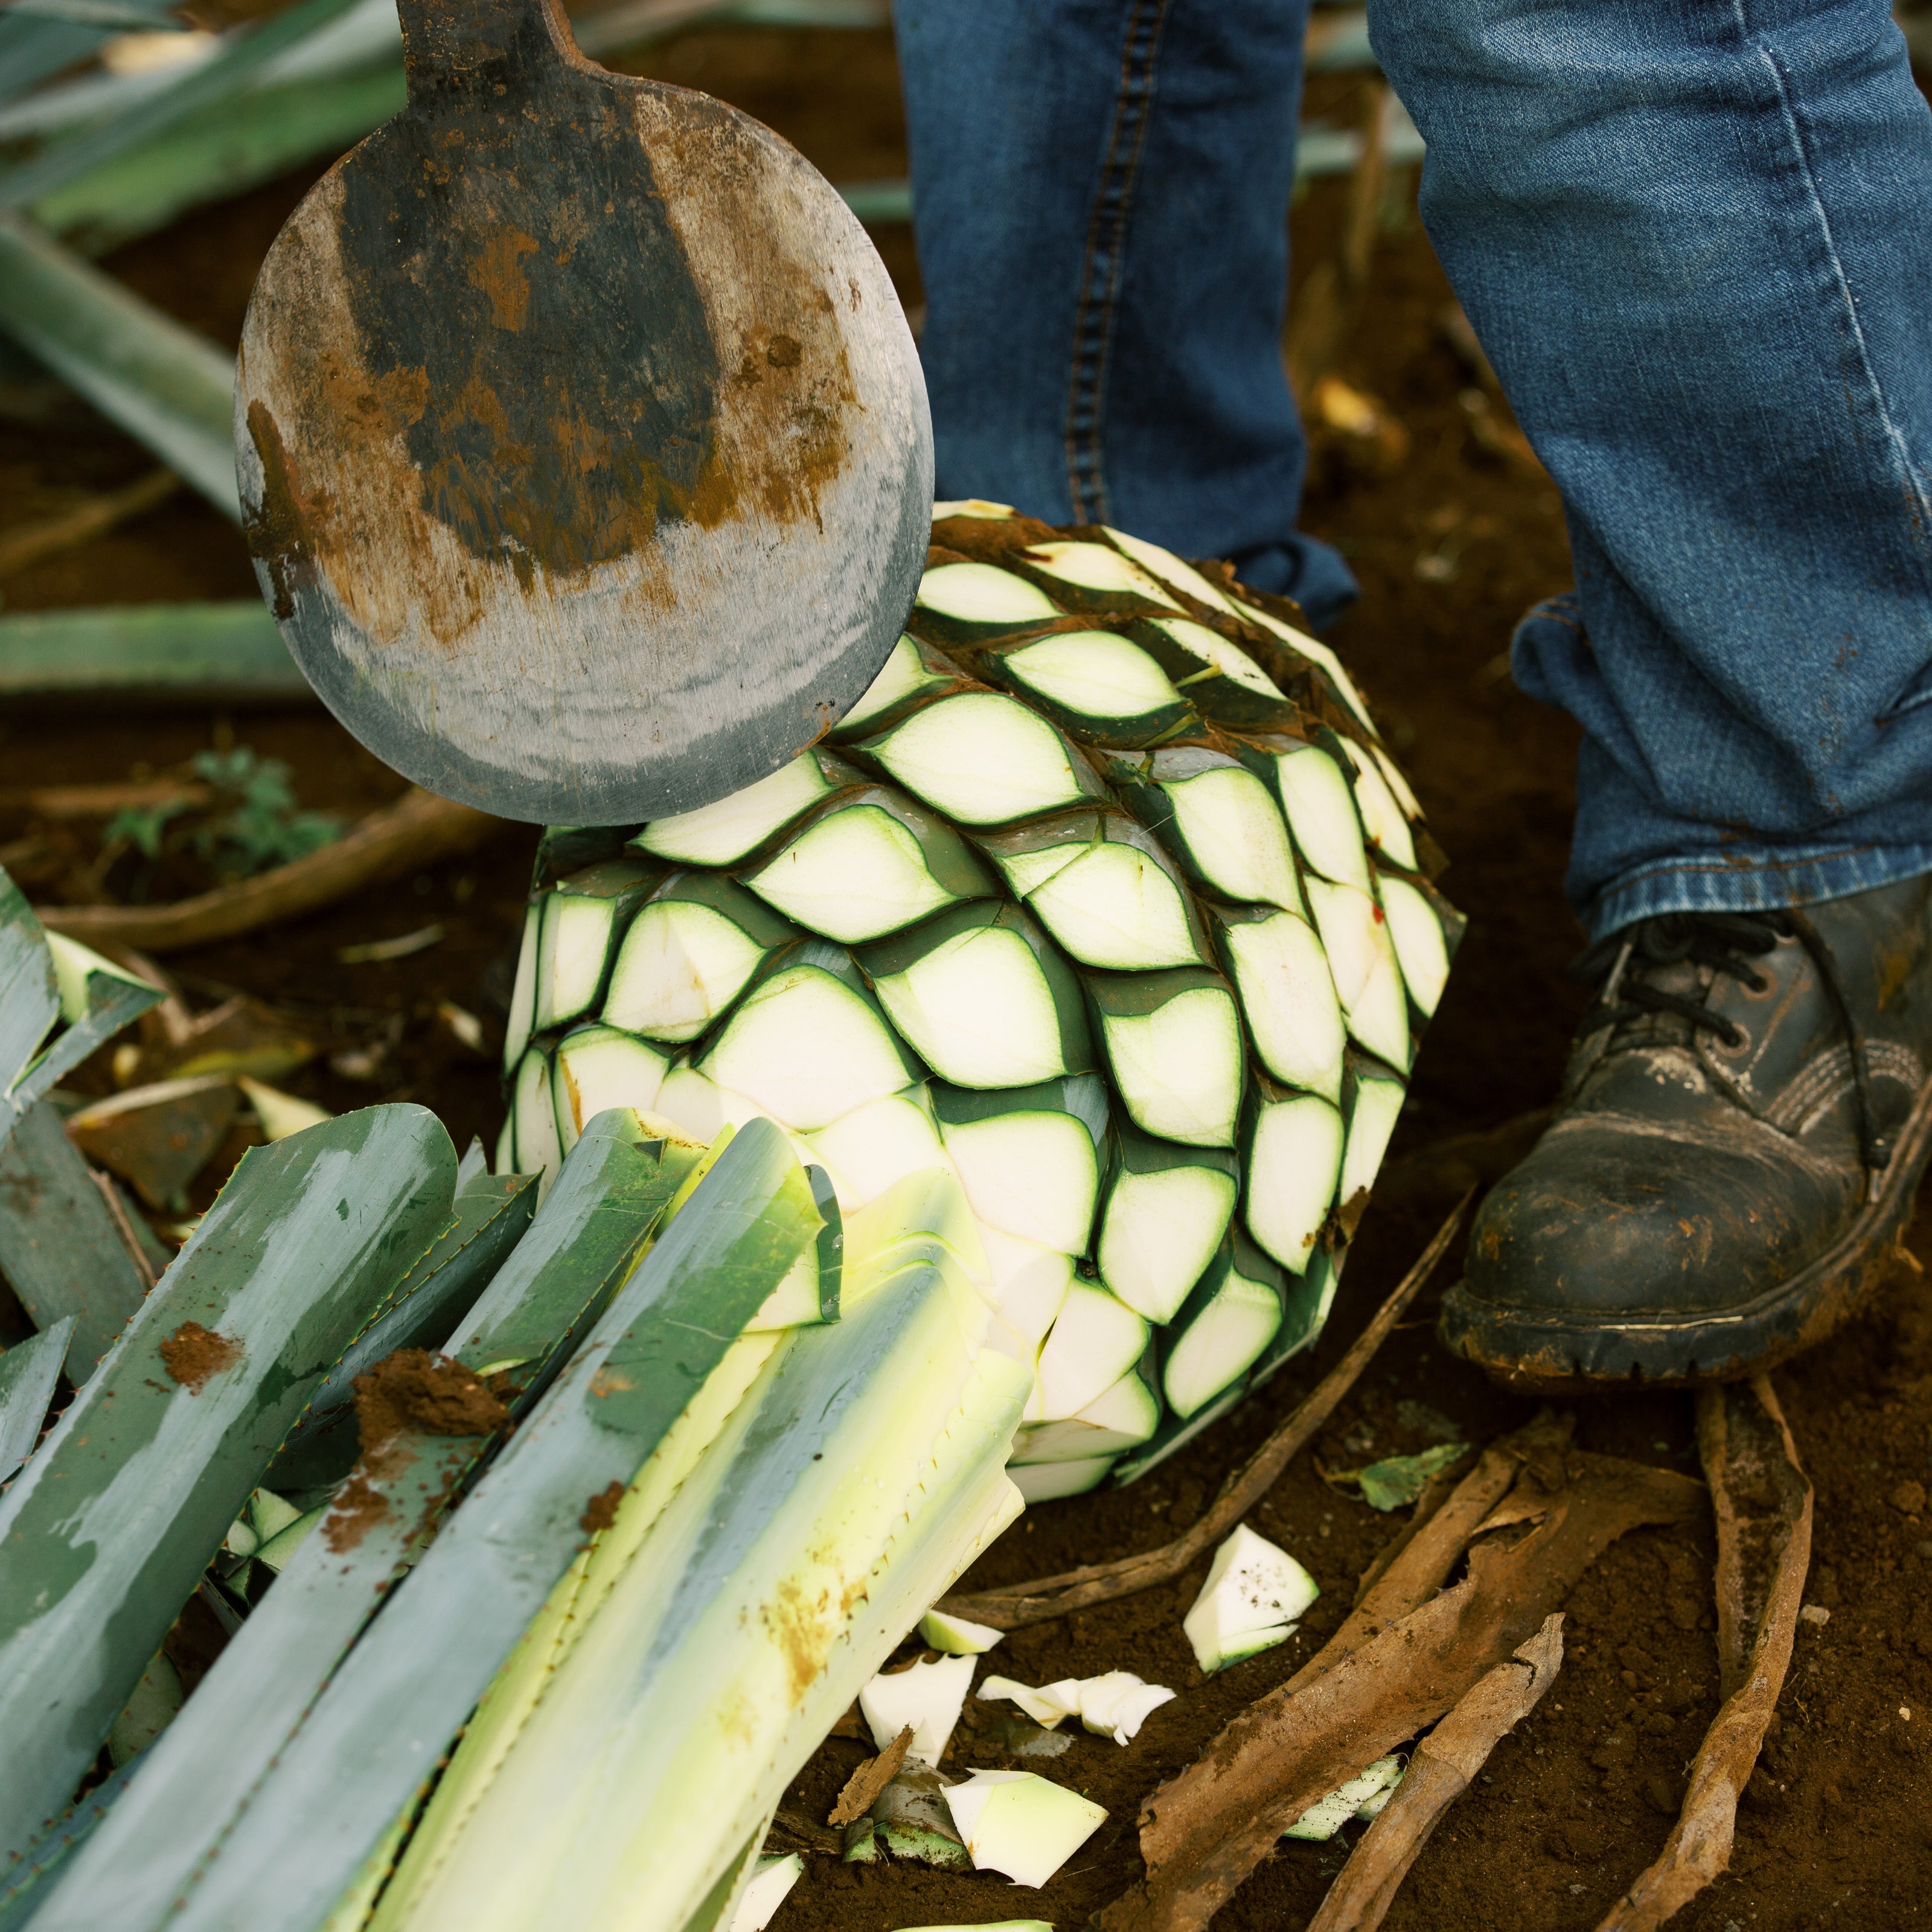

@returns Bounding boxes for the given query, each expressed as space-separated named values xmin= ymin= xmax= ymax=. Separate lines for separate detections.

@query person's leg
xmin=1368 ymin=0 xmax=1932 ymax=1384
xmin=895 ymin=0 xmax=1358 ymax=626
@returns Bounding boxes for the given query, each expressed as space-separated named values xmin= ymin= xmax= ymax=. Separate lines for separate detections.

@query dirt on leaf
xmin=157 ymin=1321 xmax=242 ymax=1393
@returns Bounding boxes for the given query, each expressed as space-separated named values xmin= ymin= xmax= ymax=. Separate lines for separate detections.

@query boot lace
xmin=1569 ymin=909 xmax=1890 ymax=1179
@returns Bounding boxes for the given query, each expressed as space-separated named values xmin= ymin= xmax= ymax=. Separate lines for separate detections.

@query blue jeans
xmin=897 ymin=0 xmax=1932 ymax=938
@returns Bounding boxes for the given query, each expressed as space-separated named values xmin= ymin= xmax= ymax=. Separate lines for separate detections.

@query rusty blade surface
xmin=237 ymin=0 xmax=931 ymax=825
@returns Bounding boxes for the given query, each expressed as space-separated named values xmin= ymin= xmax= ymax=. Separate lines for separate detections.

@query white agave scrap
xmin=1182 ymin=1523 xmax=1320 ymax=1674
xmin=727 ymin=1853 xmax=802 ymax=1932
xmin=498 ymin=513 xmax=1456 ymax=1492
xmin=978 ymin=1669 xmax=1176 ymax=1745
xmin=859 ymin=1653 xmax=977 ymax=1765
xmin=1281 ymin=1754 xmax=1406 ymax=1840
xmin=942 ymin=1770 xmax=1108 ymax=1887
xmin=920 ymin=1607 xmax=1005 ymax=1655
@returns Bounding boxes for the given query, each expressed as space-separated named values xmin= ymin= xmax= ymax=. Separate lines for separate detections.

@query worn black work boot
xmin=1439 ymin=875 xmax=1932 ymax=1388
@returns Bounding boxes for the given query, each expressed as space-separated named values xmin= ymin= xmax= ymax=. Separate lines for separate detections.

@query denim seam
xmin=1063 ymin=0 xmax=1171 ymax=524
xmin=1608 ymin=844 xmax=1889 ymax=889
xmin=1738 ymin=4 xmax=1932 ymax=562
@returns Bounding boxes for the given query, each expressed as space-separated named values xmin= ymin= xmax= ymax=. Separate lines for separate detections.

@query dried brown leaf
xmin=829 ymin=1725 xmax=913 ymax=1828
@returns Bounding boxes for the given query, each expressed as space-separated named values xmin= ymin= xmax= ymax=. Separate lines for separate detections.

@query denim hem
xmin=1063 ymin=0 xmax=1172 ymax=522
xmin=1587 ymin=840 xmax=1932 ymax=941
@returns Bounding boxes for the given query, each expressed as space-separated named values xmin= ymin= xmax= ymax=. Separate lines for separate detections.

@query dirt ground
xmin=2 ymin=21 xmax=1929 ymax=1931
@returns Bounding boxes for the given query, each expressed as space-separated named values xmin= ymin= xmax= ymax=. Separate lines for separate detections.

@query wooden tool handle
xmin=396 ymin=0 xmax=577 ymax=104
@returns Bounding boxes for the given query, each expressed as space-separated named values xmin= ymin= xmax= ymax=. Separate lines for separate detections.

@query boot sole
xmin=1436 ymin=1074 xmax=1932 ymax=1392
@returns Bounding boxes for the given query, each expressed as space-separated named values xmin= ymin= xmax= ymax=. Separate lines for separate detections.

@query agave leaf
xmin=0 ymin=1105 xmax=457 ymax=1858
xmin=22 ymin=1126 xmax=691 ymax=1932
xmin=0 ymin=1314 xmax=70 ymax=1483
xmin=0 ymin=0 xmax=176 ymax=109
xmin=0 ymin=604 xmax=306 ymax=703
xmin=159 ymin=1118 xmax=825 ymax=1932
xmin=0 ymin=1756 xmax=138 ymax=1932
xmin=0 ymin=1102 xmax=150 ymax=1380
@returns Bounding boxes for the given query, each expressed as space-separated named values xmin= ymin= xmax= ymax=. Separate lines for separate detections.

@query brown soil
xmin=5 ymin=25 xmax=1930 ymax=1932
xmin=580 ymin=1479 xmax=627 ymax=1537
xmin=156 ymin=1320 xmax=240 ymax=1392
xmin=351 ymin=1348 xmax=508 ymax=1448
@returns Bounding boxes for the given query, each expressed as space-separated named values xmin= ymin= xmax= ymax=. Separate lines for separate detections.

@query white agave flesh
xmin=1102 ymin=526 xmax=1240 ymax=615
xmin=1306 ymin=880 xmax=1410 ymax=1069
xmin=871 ymin=693 xmax=1092 ymax=825
xmin=1371 ymin=739 xmax=1423 ymax=822
xmin=840 ymin=635 xmax=947 ymax=733
xmin=1272 ymin=745 xmax=1371 ymax=891
xmin=1231 ymin=597 xmax=1380 ymax=737
xmin=858 ymin=1653 xmax=975 ymax=1765
xmin=635 ymin=753 xmax=835 ymax=866
xmin=728 ymin=1855 xmax=801 ymax=1932
xmin=1337 ymin=737 xmax=1419 ymax=870
xmin=871 ymin=926 xmax=1069 ymax=1088
xmin=1219 ymin=910 xmax=1346 ymax=1101
xmin=804 ymin=1087 xmax=948 ymax=1211
xmin=942 ymin=1108 xmax=1099 ymax=1254
xmin=746 ymin=805 xmax=956 ymax=943
xmin=1164 ymin=1265 xmax=1281 ymax=1421
xmin=1002 ymin=631 xmax=1183 ymax=718
xmin=1099 ymin=986 xmax=1244 ymax=1147
xmin=652 ymin=1062 xmax=726 ymax=1142
xmin=977 ymin=1669 xmax=1174 ymax=1744
xmin=942 ymin=1771 xmax=1108 ymax=1888
xmin=702 ymin=967 xmax=914 ymax=1130
xmin=994 ymin=837 xmax=1086 ymax=898
xmin=603 ymin=900 xmax=767 ymax=1043
xmin=1022 ymin=540 xmax=1184 ymax=609
xmin=1380 ymin=875 xmax=1450 ymax=1017
xmin=1283 ymin=1758 xmax=1405 ymax=1841
xmin=1032 ymin=1280 xmax=1150 ymax=1421
xmin=1145 ymin=614 xmax=1285 ymax=700
xmin=503 ymin=900 xmax=539 ymax=1072
xmin=932 ymin=497 xmax=1017 ymax=520
xmin=511 ymin=1047 xmax=561 ymax=1191
xmin=1165 ymin=767 xmax=1302 ymax=912
xmin=1011 ymin=1366 xmax=1159 ymax=1462
xmin=550 ymin=1028 xmax=670 ymax=1153
xmin=1027 ymin=842 xmax=1200 ymax=970
xmin=1183 ymin=1523 xmax=1320 ymax=1674
xmin=1341 ymin=1076 xmax=1406 ymax=1208
xmin=534 ymin=894 xmax=617 ymax=1032
xmin=916 ymin=561 xmax=1059 ymax=627
xmin=1098 ymin=1162 xmax=1237 ymax=1322
xmin=977 ymin=1226 xmax=1073 ymax=1348
xmin=1244 ymin=1092 xmax=1344 ymax=1272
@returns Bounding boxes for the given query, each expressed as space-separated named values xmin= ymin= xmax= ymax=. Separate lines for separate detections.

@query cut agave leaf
xmin=1101 ymin=526 xmax=1241 ymax=615
xmin=943 ymin=1770 xmax=1107 ymax=1887
xmin=1230 ymin=595 xmax=1380 ymax=738
xmin=920 ymin=1607 xmax=1006 ymax=1654
xmin=1096 ymin=1123 xmax=1238 ymax=1322
xmin=1010 ymin=1454 xmax=1115 ymax=1502
xmin=1031 ymin=1278 xmax=1150 ymax=1422
xmin=633 ymin=750 xmax=859 ymax=867
xmin=746 ymin=1165 xmax=842 ymax=1331
xmin=1340 ymin=1062 xmax=1407 ymax=1217
xmin=1283 ymin=1757 xmax=1404 ymax=1840
xmin=976 ymin=809 xmax=1207 ymax=971
xmin=700 ymin=950 xmax=923 ymax=1131
xmin=978 ymin=629 xmax=1197 ymax=747
xmin=1378 ymin=873 xmax=1452 ymax=1018
xmin=503 ymin=899 xmax=539 ymax=1073
xmin=1305 ymin=878 xmax=1410 ymax=1069
xmin=1128 ymin=613 xmax=1296 ymax=730
xmin=1337 ymin=735 xmax=1419 ymax=871
xmin=1370 ymin=739 xmax=1424 ymax=823
xmin=729 ymin=1854 xmax=802 ymax=1932
xmin=1015 ymin=540 xmax=1184 ymax=613
xmin=533 ymin=861 xmax=658 ymax=1034
xmin=744 ymin=786 xmax=996 ymax=943
xmin=1011 ymin=1354 xmax=1159 ymax=1462
xmin=831 ymin=634 xmax=956 ymax=740
xmin=1240 ymin=1075 xmax=1344 ymax=1273
xmin=862 ymin=901 xmax=1092 ymax=1089
xmin=1160 ymin=1231 xmax=1285 ymax=1421
xmin=931 ymin=1075 xmax=1107 ymax=1254
xmin=653 ymin=1060 xmax=729 ymax=1144
xmin=803 ymin=1084 xmax=947 ymax=1210
xmin=857 ymin=690 xmax=1104 ymax=827
xmin=859 ymin=1652 xmax=975 ymax=1764
xmin=551 ymin=1026 xmax=671 ymax=1155
xmin=1085 ymin=965 xmax=1244 ymax=1148
xmin=604 ymin=873 xmax=802 ymax=1043
xmin=1209 ymin=901 xmax=1346 ymax=1101
xmin=511 ymin=1043 xmax=563 ymax=1188
xmin=1247 ymin=740 xmax=1371 ymax=892
xmin=1113 ymin=747 xmax=1302 ymax=913
xmin=1182 ymin=1522 xmax=1320 ymax=1673
xmin=913 ymin=560 xmax=1062 ymax=642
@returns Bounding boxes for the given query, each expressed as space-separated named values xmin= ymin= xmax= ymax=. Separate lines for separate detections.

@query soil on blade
xmin=4 ymin=25 xmax=1930 ymax=1931
xmin=158 ymin=1320 xmax=241 ymax=1392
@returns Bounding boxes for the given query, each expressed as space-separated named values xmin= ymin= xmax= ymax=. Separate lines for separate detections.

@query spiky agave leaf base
xmin=498 ymin=504 xmax=1462 ymax=1491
